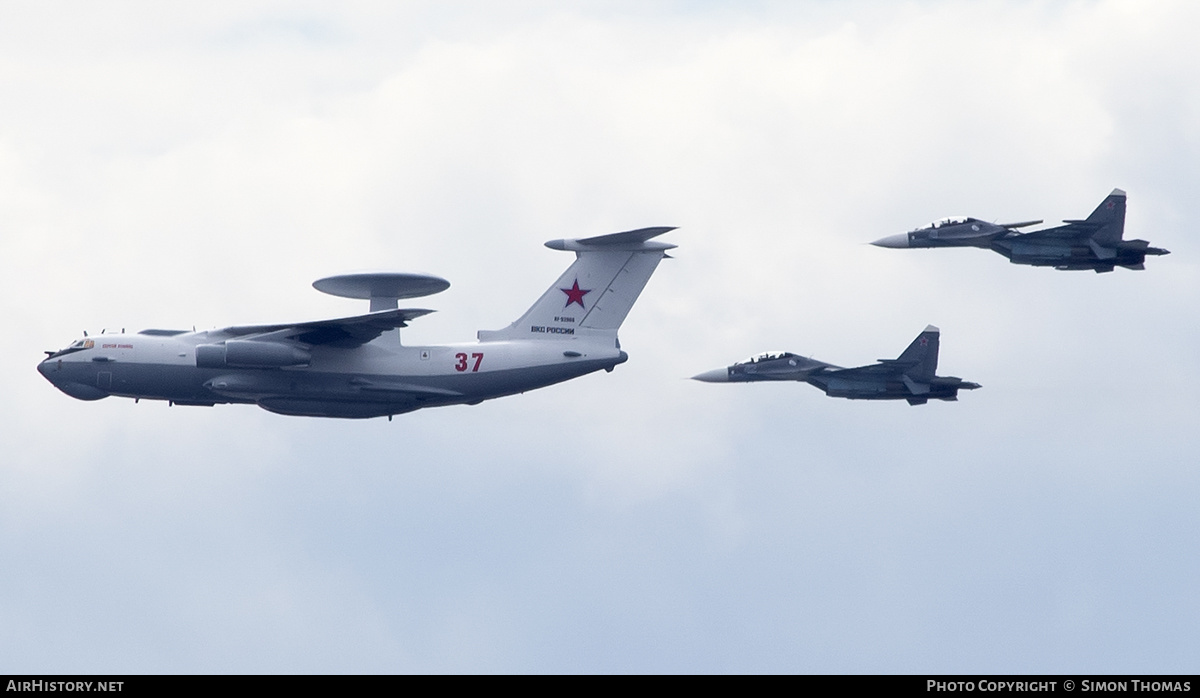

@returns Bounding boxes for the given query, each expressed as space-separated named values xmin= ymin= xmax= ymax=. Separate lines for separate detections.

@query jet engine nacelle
xmin=196 ymin=340 xmax=311 ymax=369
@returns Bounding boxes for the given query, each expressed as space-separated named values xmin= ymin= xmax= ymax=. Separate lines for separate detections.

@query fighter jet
xmin=692 ymin=325 xmax=979 ymax=406
xmin=38 ymin=227 xmax=678 ymax=419
xmin=871 ymin=189 xmax=1169 ymax=272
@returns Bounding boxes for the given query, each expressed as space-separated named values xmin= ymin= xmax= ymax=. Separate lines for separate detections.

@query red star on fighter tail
xmin=560 ymin=279 xmax=590 ymax=308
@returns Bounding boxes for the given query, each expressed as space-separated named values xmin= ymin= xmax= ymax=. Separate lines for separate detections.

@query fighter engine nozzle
xmin=691 ymin=368 xmax=731 ymax=383
xmin=870 ymin=233 xmax=910 ymax=249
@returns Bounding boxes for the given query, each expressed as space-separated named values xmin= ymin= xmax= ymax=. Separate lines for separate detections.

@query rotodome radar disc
xmin=313 ymin=272 xmax=450 ymax=300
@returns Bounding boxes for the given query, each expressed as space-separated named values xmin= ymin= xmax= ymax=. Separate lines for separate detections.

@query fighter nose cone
xmin=691 ymin=367 xmax=730 ymax=383
xmin=871 ymin=233 xmax=911 ymax=248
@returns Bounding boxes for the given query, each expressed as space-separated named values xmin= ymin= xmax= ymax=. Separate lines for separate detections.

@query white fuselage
xmin=38 ymin=330 xmax=627 ymax=418
xmin=38 ymin=226 xmax=678 ymax=418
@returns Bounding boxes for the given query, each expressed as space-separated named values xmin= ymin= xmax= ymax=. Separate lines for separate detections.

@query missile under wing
xmin=692 ymin=325 xmax=980 ymax=406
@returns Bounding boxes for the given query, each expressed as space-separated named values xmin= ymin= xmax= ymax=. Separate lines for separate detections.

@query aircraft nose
xmin=691 ymin=367 xmax=730 ymax=383
xmin=870 ymin=233 xmax=910 ymax=248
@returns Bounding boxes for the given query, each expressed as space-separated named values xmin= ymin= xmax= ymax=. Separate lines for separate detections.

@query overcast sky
xmin=2 ymin=1 xmax=1198 ymax=673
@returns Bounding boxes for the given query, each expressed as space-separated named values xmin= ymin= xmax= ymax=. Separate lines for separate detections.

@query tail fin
xmin=478 ymin=227 xmax=677 ymax=342
xmin=895 ymin=325 xmax=940 ymax=382
xmin=1085 ymin=188 xmax=1127 ymax=247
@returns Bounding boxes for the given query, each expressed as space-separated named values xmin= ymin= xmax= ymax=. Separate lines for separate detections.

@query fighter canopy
xmin=737 ymin=351 xmax=800 ymax=365
xmin=925 ymin=216 xmax=976 ymax=229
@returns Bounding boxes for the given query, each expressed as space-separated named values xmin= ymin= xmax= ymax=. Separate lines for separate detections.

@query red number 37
xmin=454 ymin=352 xmax=484 ymax=372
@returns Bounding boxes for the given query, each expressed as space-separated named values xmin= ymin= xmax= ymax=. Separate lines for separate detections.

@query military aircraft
xmin=871 ymin=189 xmax=1169 ymax=272
xmin=692 ymin=325 xmax=979 ymax=405
xmin=38 ymin=227 xmax=678 ymax=419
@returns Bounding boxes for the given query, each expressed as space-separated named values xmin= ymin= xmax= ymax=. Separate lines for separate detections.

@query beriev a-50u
xmin=38 ymin=227 xmax=677 ymax=419
xmin=692 ymin=325 xmax=979 ymax=405
xmin=871 ymin=189 xmax=1168 ymax=272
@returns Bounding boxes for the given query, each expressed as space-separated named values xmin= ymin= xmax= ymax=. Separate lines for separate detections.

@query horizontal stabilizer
xmin=545 ymin=227 xmax=678 ymax=252
xmin=902 ymin=375 xmax=931 ymax=395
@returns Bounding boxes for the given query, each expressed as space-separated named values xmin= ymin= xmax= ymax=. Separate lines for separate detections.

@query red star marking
xmin=560 ymin=279 xmax=590 ymax=308
xmin=919 ymin=337 xmax=929 ymax=346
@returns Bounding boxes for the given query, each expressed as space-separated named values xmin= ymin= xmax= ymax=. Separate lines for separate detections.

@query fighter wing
xmin=214 ymin=308 xmax=435 ymax=347
xmin=824 ymin=362 xmax=900 ymax=379
xmin=1012 ymin=221 xmax=1098 ymax=240
xmin=1016 ymin=189 xmax=1127 ymax=242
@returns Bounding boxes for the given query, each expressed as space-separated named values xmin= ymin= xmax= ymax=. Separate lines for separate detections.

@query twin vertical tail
xmin=895 ymin=325 xmax=940 ymax=383
xmin=1084 ymin=188 xmax=1127 ymax=248
xmin=478 ymin=227 xmax=677 ymax=343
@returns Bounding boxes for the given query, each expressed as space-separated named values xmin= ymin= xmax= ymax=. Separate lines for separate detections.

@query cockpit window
xmin=930 ymin=216 xmax=971 ymax=228
xmin=736 ymin=351 xmax=796 ymax=365
xmin=48 ymin=338 xmax=94 ymax=358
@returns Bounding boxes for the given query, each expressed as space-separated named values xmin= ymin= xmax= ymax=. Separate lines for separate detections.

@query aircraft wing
xmin=827 ymin=362 xmax=904 ymax=379
xmin=1014 ymin=220 xmax=1101 ymax=240
xmin=214 ymin=308 xmax=435 ymax=347
xmin=1017 ymin=189 xmax=1127 ymax=244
